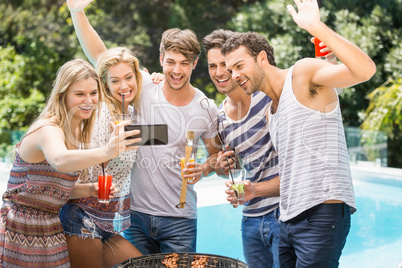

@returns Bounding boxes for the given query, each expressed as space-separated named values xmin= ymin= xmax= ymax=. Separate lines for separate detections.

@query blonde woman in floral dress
xmin=0 ymin=59 xmax=140 ymax=268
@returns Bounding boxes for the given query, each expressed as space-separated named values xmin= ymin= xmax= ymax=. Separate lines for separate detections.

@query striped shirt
xmin=218 ymin=91 xmax=279 ymax=217
xmin=268 ymin=66 xmax=356 ymax=222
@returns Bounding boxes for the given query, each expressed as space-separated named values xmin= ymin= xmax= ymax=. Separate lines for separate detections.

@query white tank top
xmin=268 ymin=66 xmax=356 ymax=222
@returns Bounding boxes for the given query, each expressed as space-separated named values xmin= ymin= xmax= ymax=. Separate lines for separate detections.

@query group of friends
xmin=0 ymin=0 xmax=376 ymax=267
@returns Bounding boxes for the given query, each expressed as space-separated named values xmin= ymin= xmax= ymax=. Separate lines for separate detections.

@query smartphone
xmin=124 ymin=124 xmax=168 ymax=146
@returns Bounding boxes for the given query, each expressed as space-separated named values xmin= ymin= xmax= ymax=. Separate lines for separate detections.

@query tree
xmin=0 ymin=0 xmax=400 ymax=166
xmin=0 ymin=46 xmax=46 ymax=130
xmin=0 ymin=1 xmax=80 ymax=160
xmin=361 ymin=79 xmax=402 ymax=167
xmin=0 ymin=1 xmax=79 ymax=129
xmin=0 ymin=45 xmax=46 ymax=160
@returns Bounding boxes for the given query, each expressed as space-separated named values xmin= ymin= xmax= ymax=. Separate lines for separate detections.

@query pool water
xmin=196 ymin=169 xmax=402 ymax=267
xmin=340 ymin=170 xmax=402 ymax=267
xmin=197 ymin=204 xmax=243 ymax=261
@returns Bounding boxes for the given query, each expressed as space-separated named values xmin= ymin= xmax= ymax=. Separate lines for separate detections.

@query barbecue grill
xmin=112 ymin=252 xmax=248 ymax=268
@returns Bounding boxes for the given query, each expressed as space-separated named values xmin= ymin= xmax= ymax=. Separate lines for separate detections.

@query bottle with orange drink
xmin=177 ymin=130 xmax=195 ymax=208
xmin=181 ymin=154 xmax=195 ymax=181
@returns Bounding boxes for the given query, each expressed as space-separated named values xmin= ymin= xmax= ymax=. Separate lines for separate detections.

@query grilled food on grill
xmin=191 ymin=255 xmax=210 ymax=268
xmin=162 ymin=253 xmax=180 ymax=268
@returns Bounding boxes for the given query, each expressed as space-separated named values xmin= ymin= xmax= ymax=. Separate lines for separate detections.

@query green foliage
xmin=0 ymin=89 xmax=45 ymax=130
xmin=0 ymin=1 xmax=78 ymax=132
xmin=359 ymin=129 xmax=387 ymax=164
xmin=384 ymin=40 xmax=402 ymax=79
xmin=0 ymin=2 xmax=71 ymax=158
xmin=361 ymin=79 xmax=402 ymax=138
xmin=169 ymin=0 xmax=258 ymax=38
xmin=0 ymin=45 xmax=46 ymax=129
xmin=0 ymin=142 xmax=15 ymax=162
xmin=0 ymin=0 xmax=401 ymax=166
xmin=0 ymin=46 xmax=25 ymax=97
xmin=165 ymin=0 xmax=261 ymax=98
xmin=80 ymin=1 xmax=152 ymax=64
xmin=1 ymin=3 xmax=77 ymax=91
xmin=361 ymin=79 xmax=402 ymax=167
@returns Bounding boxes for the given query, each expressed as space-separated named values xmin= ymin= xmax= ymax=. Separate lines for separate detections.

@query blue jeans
xmin=123 ymin=210 xmax=197 ymax=254
xmin=242 ymin=208 xmax=280 ymax=268
xmin=279 ymin=203 xmax=351 ymax=268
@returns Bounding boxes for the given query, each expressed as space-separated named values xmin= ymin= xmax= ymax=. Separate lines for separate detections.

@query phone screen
xmin=124 ymin=124 xmax=168 ymax=146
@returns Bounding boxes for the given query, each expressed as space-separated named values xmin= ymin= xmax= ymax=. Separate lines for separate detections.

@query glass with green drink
xmin=229 ymin=168 xmax=246 ymax=205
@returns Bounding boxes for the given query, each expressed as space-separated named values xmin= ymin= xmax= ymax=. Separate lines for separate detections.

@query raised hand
xmin=287 ymin=0 xmax=321 ymax=31
xmin=66 ymin=0 xmax=94 ymax=13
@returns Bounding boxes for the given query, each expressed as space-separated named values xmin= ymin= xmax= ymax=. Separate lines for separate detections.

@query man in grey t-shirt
xmin=124 ymin=29 xmax=221 ymax=255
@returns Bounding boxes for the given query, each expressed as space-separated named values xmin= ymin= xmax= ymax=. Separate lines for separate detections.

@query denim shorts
xmin=60 ymin=203 xmax=114 ymax=243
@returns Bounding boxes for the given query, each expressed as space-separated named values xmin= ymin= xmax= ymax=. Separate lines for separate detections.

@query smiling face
xmin=224 ymin=46 xmax=265 ymax=95
xmin=207 ymin=48 xmax=239 ymax=95
xmin=160 ymin=51 xmax=196 ymax=91
xmin=66 ymin=77 xmax=99 ymax=122
xmin=106 ymin=62 xmax=137 ymax=108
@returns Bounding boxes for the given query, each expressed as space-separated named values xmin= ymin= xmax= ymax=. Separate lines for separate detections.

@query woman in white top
xmin=60 ymin=48 xmax=146 ymax=268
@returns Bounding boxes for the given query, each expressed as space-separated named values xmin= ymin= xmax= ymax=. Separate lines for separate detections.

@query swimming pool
xmin=195 ymin=165 xmax=402 ymax=268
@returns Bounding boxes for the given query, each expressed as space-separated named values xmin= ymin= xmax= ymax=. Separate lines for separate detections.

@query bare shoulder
xmin=27 ymin=119 xmax=62 ymax=136
xmin=19 ymin=119 xmax=63 ymax=163
xmin=291 ymin=59 xmax=317 ymax=96
xmin=23 ymin=119 xmax=64 ymax=148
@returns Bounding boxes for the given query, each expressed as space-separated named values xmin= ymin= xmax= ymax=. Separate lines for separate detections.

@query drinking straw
xmin=122 ymin=94 xmax=125 ymax=118
xmin=226 ymin=158 xmax=238 ymax=199
xmin=101 ymin=163 xmax=105 ymax=177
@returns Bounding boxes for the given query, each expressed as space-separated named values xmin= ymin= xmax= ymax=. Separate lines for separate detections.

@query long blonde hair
xmin=96 ymin=47 xmax=143 ymax=114
xmin=39 ymin=59 xmax=102 ymax=149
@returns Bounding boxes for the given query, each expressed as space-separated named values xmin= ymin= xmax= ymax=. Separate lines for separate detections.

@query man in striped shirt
xmin=202 ymin=30 xmax=281 ymax=268
xmin=221 ymin=1 xmax=376 ymax=267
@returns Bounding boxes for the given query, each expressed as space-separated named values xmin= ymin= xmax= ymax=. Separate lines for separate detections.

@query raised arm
xmin=287 ymin=0 xmax=376 ymax=88
xmin=67 ymin=0 xmax=107 ymax=65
